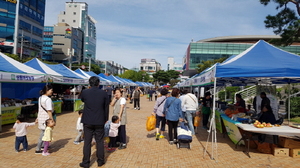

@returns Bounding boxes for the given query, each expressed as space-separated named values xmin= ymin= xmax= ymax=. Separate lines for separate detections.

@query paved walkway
xmin=1 ymin=97 xmax=300 ymax=168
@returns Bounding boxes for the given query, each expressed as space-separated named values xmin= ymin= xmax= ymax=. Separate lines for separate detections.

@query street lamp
xmin=68 ymin=48 xmax=74 ymax=69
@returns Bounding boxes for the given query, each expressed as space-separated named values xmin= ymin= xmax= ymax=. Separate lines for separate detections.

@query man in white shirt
xmin=181 ymin=91 xmax=198 ymax=135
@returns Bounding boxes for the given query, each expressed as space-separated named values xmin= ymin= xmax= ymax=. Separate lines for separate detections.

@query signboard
xmin=221 ymin=114 xmax=243 ymax=145
xmin=1 ymin=106 xmax=21 ymax=125
xmin=0 ymin=72 xmax=45 ymax=83
xmin=53 ymin=101 xmax=62 ymax=114
xmin=193 ymin=68 xmax=215 ymax=86
xmin=3 ymin=0 xmax=17 ymax=4
xmin=0 ymin=41 xmax=14 ymax=46
xmin=215 ymin=110 xmax=223 ymax=133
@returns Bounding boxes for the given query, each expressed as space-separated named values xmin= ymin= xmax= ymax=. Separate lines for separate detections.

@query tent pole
xmin=288 ymin=83 xmax=291 ymax=125
xmin=0 ymin=82 xmax=2 ymax=132
xmin=73 ymin=84 xmax=76 ymax=112
xmin=203 ymin=77 xmax=218 ymax=162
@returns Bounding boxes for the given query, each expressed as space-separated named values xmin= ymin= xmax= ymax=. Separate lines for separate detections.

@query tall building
xmin=57 ymin=1 xmax=96 ymax=63
xmin=182 ymin=35 xmax=300 ymax=77
xmin=140 ymin=58 xmax=162 ymax=77
xmin=42 ymin=23 xmax=83 ymax=64
xmin=167 ymin=57 xmax=183 ymax=72
xmin=101 ymin=60 xmax=125 ymax=75
xmin=0 ymin=0 xmax=45 ymax=59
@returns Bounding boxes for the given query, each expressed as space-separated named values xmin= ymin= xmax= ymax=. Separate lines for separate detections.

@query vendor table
xmin=235 ymin=123 xmax=300 ymax=158
xmin=236 ymin=123 xmax=300 ymax=137
xmin=63 ymin=99 xmax=83 ymax=112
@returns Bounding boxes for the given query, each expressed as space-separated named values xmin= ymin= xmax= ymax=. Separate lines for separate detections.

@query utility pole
xmin=20 ymin=29 xmax=24 ymax=60
xmin=68 ymin=48 xmax=74 ymax=69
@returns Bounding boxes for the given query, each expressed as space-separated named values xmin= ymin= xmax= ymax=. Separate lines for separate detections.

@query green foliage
xmin=196 ymin=57 xmax=228 ymax=73
xmin=70 ymin=63 xmax=101 ymax=74
xmin=285 ymin=97 xmax=300 ymax=118
xmin=167 ymin=70 xmax=180 ymax=80
xmin=218 ymin=91 xmax=226 ymax=101
xmin=259 ymin=0 xmax=300 ymax=46
xmin=152 ymin=70 xmax=170 ymax=84
xmin=169 ymin=79 xmax=180 ymax=87
xmin=290 ymin=117 xmax=300 ymax=123
xmin=118 ymin=70 xmax=151 ymax=82
xmin=152 ymin=70 xmax=181 ymax=85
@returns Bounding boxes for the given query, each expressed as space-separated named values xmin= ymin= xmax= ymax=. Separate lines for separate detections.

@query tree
xmin=260 ymin=0 xmax=300 ymax=45
xmin=167 ymin=70 xmax=180 ymax=80
xmin=196 ymin=57 xmax=228 ymax=73
xmin=118 ymin=70 xmax=137 ymax=81
xmin=72 ymin=63 xmax=101 ymax=74
xmin=152 ymin=70 xmax=170 ymax=84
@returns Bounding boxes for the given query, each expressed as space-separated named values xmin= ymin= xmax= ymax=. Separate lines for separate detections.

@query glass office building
xmin=182 ymin=35 xmax=300 ymax=76
xmin=0 ymin=0 xmax=45 ymax=58
xmin=42 ymin=26 xmax=53 ymax=60
xmin=0 ymin=1 xmax=17 ymax=53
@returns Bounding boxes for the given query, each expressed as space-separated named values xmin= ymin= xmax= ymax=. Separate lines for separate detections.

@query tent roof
xmin=25 ymin=58 xmax=62 ymax=76
xmin=0 ymin=53 xmax=44 ymax=74
xmin=215 ymin=40 xmax=300 ymax=85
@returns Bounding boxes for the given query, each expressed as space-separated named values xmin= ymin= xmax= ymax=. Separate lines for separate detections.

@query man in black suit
xmin=79 ymin=76 xmax=109 ymax=168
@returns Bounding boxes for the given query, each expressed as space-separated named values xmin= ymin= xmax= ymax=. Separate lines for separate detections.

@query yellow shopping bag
xmin=194 ymin=116 xmax=201 ymax=127
xmin=146 ymin=115 xmax=156 ymax=131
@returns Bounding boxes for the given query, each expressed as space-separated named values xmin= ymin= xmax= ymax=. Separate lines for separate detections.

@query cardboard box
xmin=278 ymin=137 xmax=300 ymax=148
xmin=289 ymin=148 xmax=300 ymax=158
xmin=257 ymin=142 xmax=273 ymax=154
xmin=273 ymin=147 xmax=289 ymax=157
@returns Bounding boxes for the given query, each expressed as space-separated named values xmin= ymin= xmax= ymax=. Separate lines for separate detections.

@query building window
xmin=73 ymin=12 xmax=76 ymax=15
xmin=73 ymin=20 xmax=76 ymax=23
xmin=62 ymin=19 xmax=65 ymax=22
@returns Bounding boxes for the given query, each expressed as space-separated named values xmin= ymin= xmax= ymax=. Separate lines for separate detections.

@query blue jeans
xmin=15 ymin=135 xmax=28 ymax=151
xmin=185 ymin=110 xmax=196 ymax=135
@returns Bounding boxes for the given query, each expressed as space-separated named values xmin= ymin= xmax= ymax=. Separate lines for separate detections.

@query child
xmin=13 ymin=114 xmax=37 ymax=152
xmin=41 ymin=119 xmax=55 ymax=156
xmin=108 ymin=115 xmax=121 ymax=152
xmin=74 ymin=110 xmax=83 ymax=144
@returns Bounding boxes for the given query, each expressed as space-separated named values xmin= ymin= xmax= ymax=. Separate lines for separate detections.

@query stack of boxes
xmin=275 ymin=136 xmax=300 ymax=157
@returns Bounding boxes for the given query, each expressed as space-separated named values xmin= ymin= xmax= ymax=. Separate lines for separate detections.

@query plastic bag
xmin=146 ymin=115 xmax=156 ymax=131
xmin=194 ymin=116 xmax=201 ymax=127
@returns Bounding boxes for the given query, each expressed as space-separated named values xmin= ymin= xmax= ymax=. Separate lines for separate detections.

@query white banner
xmin=0 ymin=72 xmax=44 ymax=83
xmin=193 ymin=68 xmax=215 ymax=86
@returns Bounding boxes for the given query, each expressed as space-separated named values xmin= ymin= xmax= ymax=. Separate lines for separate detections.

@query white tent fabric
xmin=25 ymin=58 xmax=88 ymax=85
xmin=0 ymin=52 xmax=45 ymax=83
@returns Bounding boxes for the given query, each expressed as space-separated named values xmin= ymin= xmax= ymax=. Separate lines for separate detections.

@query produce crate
xmin=289 ymin=149 xmax=300 ymax=158
xmin=278 ymin=137 xmax=300 ymax=148
xmin=273 ymin=147 xmax=289 ymax=157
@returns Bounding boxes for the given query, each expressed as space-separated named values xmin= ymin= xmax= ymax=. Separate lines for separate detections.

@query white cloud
xmin=45 ymin=0 xmax=279 ymax=69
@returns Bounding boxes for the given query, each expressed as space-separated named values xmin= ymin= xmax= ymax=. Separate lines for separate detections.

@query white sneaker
xmin=134 ymin=108 xmax=137 ymax=110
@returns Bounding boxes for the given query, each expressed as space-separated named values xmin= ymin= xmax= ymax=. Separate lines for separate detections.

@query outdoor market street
xmin=0 ymin=97 xmax=300 ymax=168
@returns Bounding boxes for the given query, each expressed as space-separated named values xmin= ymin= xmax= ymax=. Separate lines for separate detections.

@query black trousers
xmin=108 ymin=137 xmax=117 ymax=147
xmin=133 ymin=98 xmax=140 ymax=108
xmin=167 ymin=120 xmax=179 ymax=141
xmin=117 ymin=125 xmax=126 ymax=144
xmin=202 ymin=113 xmax=210 ymax=127
xmin=82 ymin=124 xmax=105 ymax=167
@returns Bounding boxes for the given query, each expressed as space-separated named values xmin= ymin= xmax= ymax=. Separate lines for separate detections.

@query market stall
xmin=0 ymin=52 xmax=45 ymax=129
xmin=192 ymin=40 xmax=300 ymax=160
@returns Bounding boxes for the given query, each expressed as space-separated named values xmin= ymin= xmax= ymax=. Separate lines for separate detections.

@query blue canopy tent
xmin=0 ymin=53 xmax=46 ymax=100
xmin=0 ymin=52 xmax=46 ymax=129
xmin=74 ymin=69 xmax=111 ymax=85
xmin=98 ymin=73 xmax=118 ymax=85
xmin=25 ymin=58 xmax=88 ymax=85
xmin=196 ymin=40 xmax=300 ymax=160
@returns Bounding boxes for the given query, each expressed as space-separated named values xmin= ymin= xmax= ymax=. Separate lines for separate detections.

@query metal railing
xmin=235 ymin=85 xmax=257 ymax=101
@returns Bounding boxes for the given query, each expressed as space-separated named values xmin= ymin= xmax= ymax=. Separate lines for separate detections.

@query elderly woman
xmin=163 ymin=88 xmax=183 ymax=145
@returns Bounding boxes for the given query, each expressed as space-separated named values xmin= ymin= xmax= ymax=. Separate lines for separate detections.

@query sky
xmin=44 ymin=0 xmax=279 ymax=70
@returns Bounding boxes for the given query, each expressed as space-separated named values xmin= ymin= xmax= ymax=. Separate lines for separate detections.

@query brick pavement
xmin=1 ymin=97 xmax=300 ymax=168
